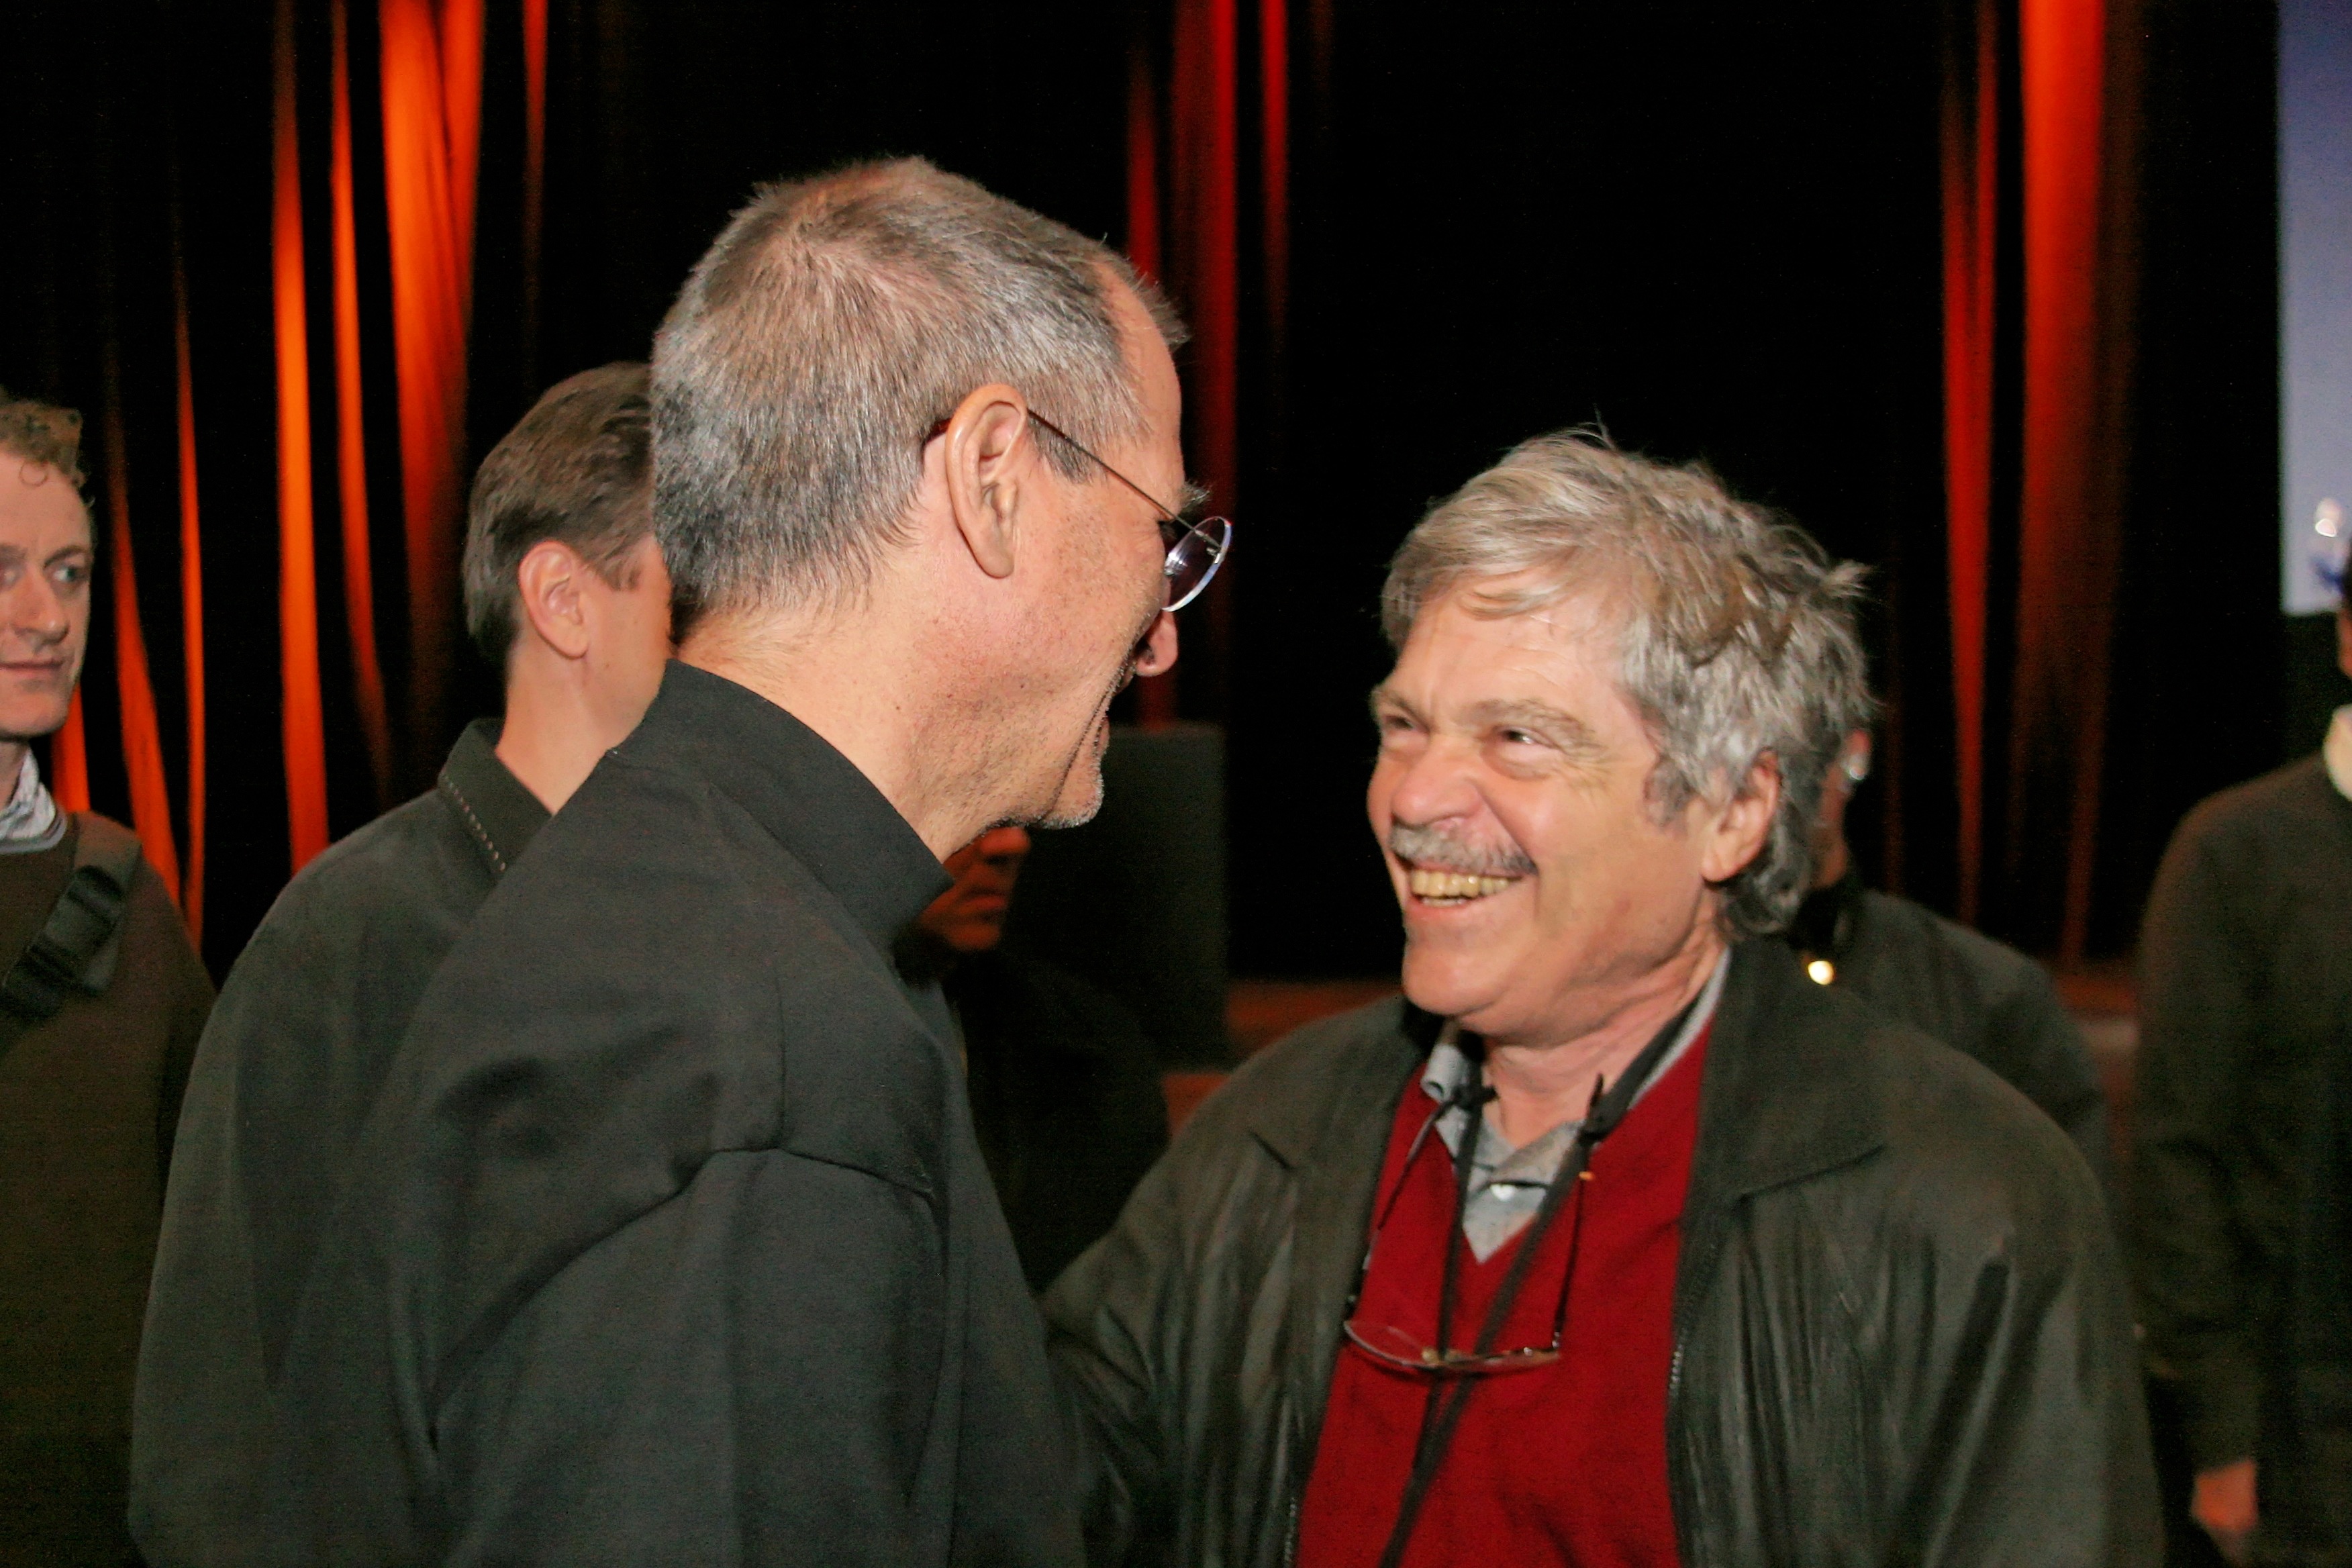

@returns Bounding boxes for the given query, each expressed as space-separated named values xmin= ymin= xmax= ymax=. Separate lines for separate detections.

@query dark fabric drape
xmin=1936 ymin=0 xmax=2283 ymax=962
xmin=0 ymin=0 xmax=2290 ymax=976
xmin=1939 ymin=0 xmax=2145 ymax=961
xmin=273 ymin=0 xmax=331 ymax=874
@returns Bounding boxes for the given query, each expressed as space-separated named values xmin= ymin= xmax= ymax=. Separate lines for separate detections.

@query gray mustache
xmin=1387 ymin=822 xmax=1538 ymax=879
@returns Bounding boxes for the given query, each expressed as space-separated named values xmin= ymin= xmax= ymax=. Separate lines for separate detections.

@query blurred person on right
xmin=2272 ymin=998 xmax=2352 ymax=1563
xmin=1046 ymin=434 xmax=2157 ymax=1567
xmin=1786 ymin=725 xmax=2110 ymax=1183
xmin=2131 ymin=582 xmax=2352 ymax=1565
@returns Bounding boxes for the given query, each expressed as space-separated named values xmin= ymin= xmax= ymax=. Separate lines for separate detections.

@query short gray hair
xmin=463 ymin=362 xmax=653 ymax=667
xmin=1382 ymin=432 xmax=1871 ymax=939
xmin=652 ymin=158 xmax=1184 ymax=628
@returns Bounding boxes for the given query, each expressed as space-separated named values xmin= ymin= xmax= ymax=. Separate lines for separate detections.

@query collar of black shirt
xmin=1785 ymin=867 xmax=1865 ymax=963
xmin=623 ymin=661 xmax=952 ymax=961
xmin=439 ymin=718 xmax=553 ymax=878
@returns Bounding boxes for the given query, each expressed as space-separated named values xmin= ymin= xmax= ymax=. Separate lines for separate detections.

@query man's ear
xmin=1700 ymin=751 xmax=1781 ymax=884
xmin=515 ymin=539 xmax=593 ymax=661
xmin=939 ymin=383 xmax=1036 ymax=583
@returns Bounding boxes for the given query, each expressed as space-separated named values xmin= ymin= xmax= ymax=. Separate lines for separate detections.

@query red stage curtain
xmin=272 ymin=0 xmax=332 ymax=874
xmin=1134 ymin=0 xmax=1298 ymax=724
xmin=1940 ymin=0 xmax=1999 ymax=926
xmin=2013 ymin=0 xmax=2138 ymax=961
xmin=1126 ymin=17 xmax=1174 ymax=726
xmin=520 ymin=0 xmax=550 ymax=383
xmin=1259 ymin=0 xmax=1289 ymax=348
xmin=171 ymin=244 xmax=207 ymax=944
xmin=331 ymin=0 xmax=396 ymax=808
xmin=1169 ymin=0 xmax=1241 ymax=710
xmin=1941 ymin=0 xmax=2141 ymax=959
xmin=99 ymin=371 xmax=182 ymax=903
xmin=1126 ymin=34 xmax=1165 ymax=287
xmin=381 ymin=0 xmax=484 ymax=765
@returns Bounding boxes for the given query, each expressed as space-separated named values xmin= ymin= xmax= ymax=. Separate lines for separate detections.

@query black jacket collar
xmin=1685 ymin=938 xmax=1887 ymax=1204
xmin=628 ymin=662 xmax=950 ymax=960
xmin=1784 ymin=869 xmax=1865 ymax=963
xmin=437 ymin=719 xmax=550 ymax=877
xmin=1257 ymin=939 xmax=1887 ymax=1204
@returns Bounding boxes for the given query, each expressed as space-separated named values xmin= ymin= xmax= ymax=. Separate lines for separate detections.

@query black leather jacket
xmin=1044 ymin=941 xmax=2160 ymax=1567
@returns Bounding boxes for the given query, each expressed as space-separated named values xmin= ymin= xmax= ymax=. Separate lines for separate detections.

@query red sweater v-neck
xmin=1296 ymin=1024 xmax=1710 ymax=1568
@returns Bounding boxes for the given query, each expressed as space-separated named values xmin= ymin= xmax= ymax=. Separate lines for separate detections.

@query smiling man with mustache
xmin=1046 ymin=433 xmax=2158 ymax=1567
xmin=0 ymin=388 xmax=212 ymax=1564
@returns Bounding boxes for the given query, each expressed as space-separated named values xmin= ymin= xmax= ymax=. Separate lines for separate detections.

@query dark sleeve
xmin=1982 ymin=963 xmax=2110 ymax=1194
xmin=432 ymin=1150 xmax=949 ymax=1567
xmin=264 ymin=781 xmax=1000 ymax=1567
xmin=1888 ymin=1096 xmax=2163 ymax=1565
xmin=1042 ymin=1146 xmax=1188 ymax=1565
xmin=140 ymin=864 xmax=215 ymax=1188
xmin=2284 ymin=1024 xmax=2352 ymax=1544
xmin=134 ymin=871 xmax=364 ymax=1567
xmin=2129 ymin=814 xmax=2263 ymax=1469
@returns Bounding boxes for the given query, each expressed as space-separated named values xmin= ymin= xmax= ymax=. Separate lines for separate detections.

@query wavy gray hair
xmin=1381 ymin=432 xmax=1871 ymax=939
xmin=653 ymin=158 xmax=1184 ymax=630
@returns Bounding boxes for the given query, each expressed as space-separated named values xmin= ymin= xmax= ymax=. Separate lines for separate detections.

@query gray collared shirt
xmin=1422 ymin=954 xmax=1728 ymax=1261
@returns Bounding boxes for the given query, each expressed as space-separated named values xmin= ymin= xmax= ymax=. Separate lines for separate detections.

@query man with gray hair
xmin=260 ymin=160 xmax=1224 ymax=1565
xmin=1046 ymin=433 xmax=2155 ymax=1566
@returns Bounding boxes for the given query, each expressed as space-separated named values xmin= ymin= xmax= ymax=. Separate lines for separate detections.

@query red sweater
xmin=1296 ymin=1026 xmax=1710 ymax=1568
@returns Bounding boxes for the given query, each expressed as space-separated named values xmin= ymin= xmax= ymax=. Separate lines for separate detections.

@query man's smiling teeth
xmin=1407 ymin=868 xmax=1518 ymax=903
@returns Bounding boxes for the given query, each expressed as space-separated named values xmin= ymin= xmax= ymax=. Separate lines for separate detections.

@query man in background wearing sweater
xmin=0 ymin=387 xmax=212 ymax=1565
xmin=2132 ymin=582 xmax=2352 ymax=1565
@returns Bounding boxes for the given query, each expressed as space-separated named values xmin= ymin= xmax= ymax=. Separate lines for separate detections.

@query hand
xmin=2191 ymin=1459 xmax=2258 ymax=1565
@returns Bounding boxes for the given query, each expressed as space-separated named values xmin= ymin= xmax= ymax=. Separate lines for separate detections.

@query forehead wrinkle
xmin=1453 ymin=581 xmax=1636 ymax=689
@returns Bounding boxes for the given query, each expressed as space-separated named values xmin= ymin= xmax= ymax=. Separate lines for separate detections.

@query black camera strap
xmin=1373 ymin=992 xmax=1701 ymax=1568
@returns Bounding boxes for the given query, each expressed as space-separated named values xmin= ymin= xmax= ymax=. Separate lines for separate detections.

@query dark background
xmin=1 ymin=0 xmax=2326 ymax=980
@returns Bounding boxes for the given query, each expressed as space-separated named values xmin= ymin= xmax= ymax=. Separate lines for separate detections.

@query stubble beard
xmin=1031 ymin=592 xmax=1161 ymax=830
xmin=1032 ymin=690 xmax=1117 ymax=830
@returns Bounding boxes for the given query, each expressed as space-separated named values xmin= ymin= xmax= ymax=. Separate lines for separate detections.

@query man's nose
xmin=1383 ymin=735 xmax=1485 ymax=828
xmin=3 ymin=575 xmax=70 ymax=644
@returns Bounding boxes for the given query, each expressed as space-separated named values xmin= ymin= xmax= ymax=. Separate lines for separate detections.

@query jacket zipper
xmin=1282 ymin=1489 xmax=1301 ymax=1568
xmin=1667 ymin=1331 xmax=1696 ymax=1566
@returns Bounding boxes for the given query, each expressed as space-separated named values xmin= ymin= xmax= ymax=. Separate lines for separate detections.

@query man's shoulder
xmin=456 ymin=744 xmax=839 ymax=964
xmin=1855 ymin=888 xmax=2061 ymax=1014
xmin=2173 ymin=754 xmax=2341 ymax=855
xmin=228 ymin=791 xmax=484 ymax=972
xmin=278 ymin=790 xmax=480 ymax=917
xmin=390 ymin=742 xmax=946 ymax=1181
xmin=1745 ymin=950 xmax=2102 ymax=1258
xmin=1179 ymin=994 xmax=1418 ymax=1161
xmin=52 ymin=812 xmax=210 ymax=1001
xmin=1882 ymin=1032 xmax=2106 ymax=1269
